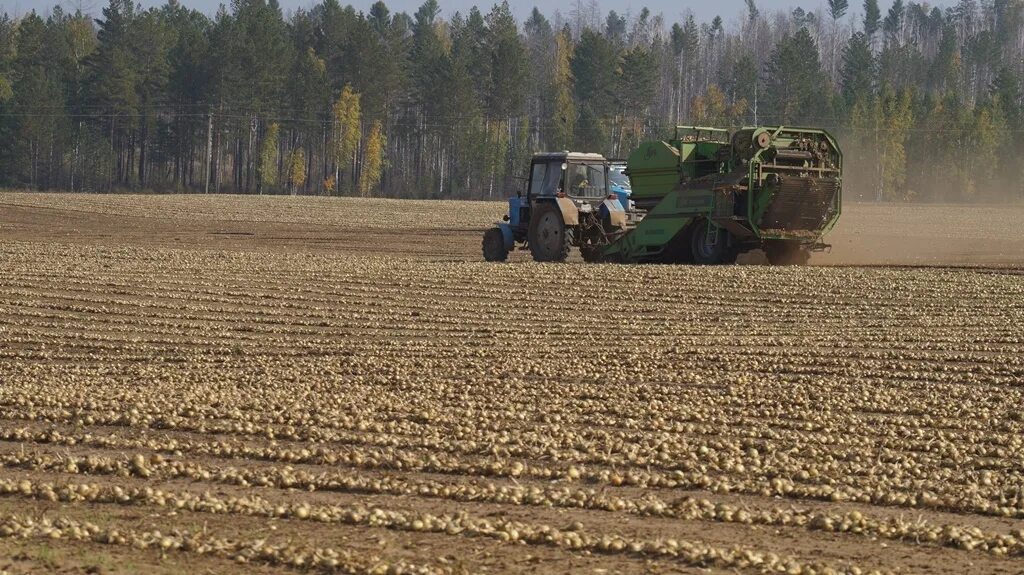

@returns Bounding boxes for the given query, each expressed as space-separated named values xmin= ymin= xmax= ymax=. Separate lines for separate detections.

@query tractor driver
xmin=569 ymin=164 xmax=590 ymax=194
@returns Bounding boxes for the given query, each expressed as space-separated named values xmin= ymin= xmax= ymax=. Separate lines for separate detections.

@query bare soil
xmin=2 ymin=193 xmax=1023 ymax=265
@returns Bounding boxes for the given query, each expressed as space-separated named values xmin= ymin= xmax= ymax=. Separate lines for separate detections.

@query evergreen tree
xmin=7 ymin=13 xmax=69 ymax=188
xmin=604 ymin=11 xmax=626 ymax=45
xmin=990 ymin=67 xmax=1022 ymax=129
xmin=828 ymin=0 xmax=849 ymax=21
xmin=883 ymin=0 xmax=905 ymax=47
xmin=524 ymin=8 xmax=554 ymax=150
xmin=484 ymin=1 xmax=526 ymax=118
xmin=574 ymin=103 xmax=607 ymax=152
xmin=571 ymin=28 xmax=617 ymax=119
xmin=411 ymin=0 xmax=445 ymax=111
xmin=763 ymin=28 xmax=830 ymax=124
xmin=863 ymin=0 xmax=881 ymax=40
xmin=840 ymin=32 xmax=875 ymax=106
xmin=929 ymin=23 xmax=961 ymax=94
xmin=727 ymin=55 xmax=757 ymax=120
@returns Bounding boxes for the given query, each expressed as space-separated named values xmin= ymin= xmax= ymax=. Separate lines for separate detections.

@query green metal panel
xmin=625 ymin=141 xmax=681 ymax=200
xmin=602 ymin=187 xmax=708 ymax=262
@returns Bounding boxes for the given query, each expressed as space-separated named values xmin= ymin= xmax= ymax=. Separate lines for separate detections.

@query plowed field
xmin=0 ymin=192 xmax=1022 ymax=575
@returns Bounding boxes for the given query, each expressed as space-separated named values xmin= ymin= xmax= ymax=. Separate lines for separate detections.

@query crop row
xmin=0 ymin=475 xmax=892 ymax=575
xmin=0 ymin=447 xmax=1020 ymax=558
xmin=2 ymin=422 xmax=1022 ymax=520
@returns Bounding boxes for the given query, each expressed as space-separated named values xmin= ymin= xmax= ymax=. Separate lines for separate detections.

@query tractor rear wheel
xmin=689 ymin=219 xmax=733 ymax=265
xmin=528 ymin=203 xmax=571 ymax=263
xmin=482 ymin=227 xmax=509 ymax=262
xmin=764 ymin=240 xmax=810 ymax=265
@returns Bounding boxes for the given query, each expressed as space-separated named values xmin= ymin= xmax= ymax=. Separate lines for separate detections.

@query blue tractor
xmin=482 ymin=152 xmax=629 ymax=263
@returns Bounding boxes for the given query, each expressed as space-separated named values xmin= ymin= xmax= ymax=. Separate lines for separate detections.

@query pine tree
xmin=929 ymin=24 xmax=960 ymax=94
xmin=616 ymin=45 xmax=656 ymax=154
xmin=728 ymin=55 xmax=757 ymax=120
xmin=671 ymin=16 xmax=699 ymax=122
xmin=484 ymin=1 xmax=527 ymax=118
xmin=989 ymin=67 xmax=1021 ymax=128
xmin=863 ymin=0 xmax=881 ymax=41
xmin=574 ymin=104 xmax=607 ymax=153
xmin=883 ymin=0 xmax=905 ymax=47
xmin=840 ymin=32 xmax=875 ymax=106
xmin=734 ymin=0 xmax=751 ymax=22
xmin=827 ymin=0 xmax=849 ymax=82
xmin=604 ymin=11 xmax=626 ymax=44
xmin=571 ymin=29 xmax=617 ymax=118
xmin=763 ymin=28 xmax=830 ymax=124
xmin=7 ymin=13 xmax=69 ymax=188
xmin=131 ymin=8 xmax=173 ymax=187
xmin=410 ymin=0 xmax=446 ymax=113
xmin=828 ymin=0 xmax=849 ymax=21
xmin=524 ymin=8 xmax=554 ymax=150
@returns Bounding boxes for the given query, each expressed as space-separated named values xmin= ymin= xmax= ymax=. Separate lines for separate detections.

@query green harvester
xmin=483 ymin=125 xmax=842 ymax=265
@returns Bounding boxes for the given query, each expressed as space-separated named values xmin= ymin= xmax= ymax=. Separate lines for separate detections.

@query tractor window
xmin=609 ymin=166 xmax=630 ymax=189
xmin=566 ymin=163 xmax=606 ymax=198
xmin=529 ymin=162 xmax=563 ymax=198
xmin=528 ymin=163 xmax=546 ymax=197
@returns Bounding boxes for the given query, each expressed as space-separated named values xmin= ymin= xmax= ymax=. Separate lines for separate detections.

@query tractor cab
xmin=526 ymin=152 xmax=609 ymax=202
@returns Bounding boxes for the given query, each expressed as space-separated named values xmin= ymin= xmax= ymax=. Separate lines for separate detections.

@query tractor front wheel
xmin=528 ymin=203 xmax=571 ymax=263
xmin=482 ymin=227 xmax=509 ymax=262
xmin=764 ymin=240 xmax=810 ymax=266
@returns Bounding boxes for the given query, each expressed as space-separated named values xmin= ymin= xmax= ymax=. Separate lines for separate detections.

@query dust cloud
xmin=810 ymin=203 xmax=1024 ymax=267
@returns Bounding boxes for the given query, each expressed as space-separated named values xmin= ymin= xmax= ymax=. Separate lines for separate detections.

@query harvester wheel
xmin=764 ymin=240 xmax=810 ymax=266
xmin=528 ymin=203 xmax=571 ymax=263
xmin=689 ymin=220 xmax=731 ymax=265
xmin=482 ymin=227 xmax=509 ymax=262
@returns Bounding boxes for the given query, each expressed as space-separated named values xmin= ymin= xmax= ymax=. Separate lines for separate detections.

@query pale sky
xmin=1 ymin=0 xmax=920 ymax=27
